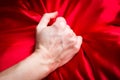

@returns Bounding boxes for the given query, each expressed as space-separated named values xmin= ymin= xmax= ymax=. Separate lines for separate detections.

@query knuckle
xmin=68 ymin=37 xmax=76 ymax=43
xmin=53 ymin=23 xmax=65 ymax=31
xmin=65 ymin=27 xmax=74 ymax=34
xmin=71 ymin=40 xmax=79 ymax=50
xmin=67 ymin=32 xmax=75 ymax=37
xmin=59 ymin=21 xmax=66 ymax=27
xmin=64 ymin=29 xmax=71 ymax=35
xmin=57 ymin=17 xmax=64 ymax=20
xmin=66 ymin=25 xmax=71 ymax=29
xmin=73 ymin=45 xmax=79 ymax=51
xmin=66 ymin=33 xmax=76 ymax=41
xmin=56 ymin=17 xmax=66 ymax=23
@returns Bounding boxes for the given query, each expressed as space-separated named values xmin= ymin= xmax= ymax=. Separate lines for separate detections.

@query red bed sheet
xmin=0 ymin=0 xmax=120 ymax=80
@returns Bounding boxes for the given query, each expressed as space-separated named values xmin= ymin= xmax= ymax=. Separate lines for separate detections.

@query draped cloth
xmin=0 ymin=0 xmax=120 ymax=79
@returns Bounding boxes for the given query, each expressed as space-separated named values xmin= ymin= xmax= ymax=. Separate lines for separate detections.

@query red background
xmin=0 ymin=0 xmax=120 ymax=79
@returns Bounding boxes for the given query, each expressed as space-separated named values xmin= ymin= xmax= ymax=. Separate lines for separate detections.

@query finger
xmin=64 ymin=36 xmax=82 ymax=53
xmin=63 ymin=30 xmax=74 ymax=39
xmin=37 ymin=11 xmax=58 ymax=32
xmin=52 ymin=17 xmax=67 ymax=29
xmin=75 ymin=36 xmax=82 ymax=52
xmin=66 ymin=25 xmax=71 ymax=29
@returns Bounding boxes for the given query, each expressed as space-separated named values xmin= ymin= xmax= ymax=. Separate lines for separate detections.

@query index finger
xmin=37 ymin=11 xmax=58 ymax=32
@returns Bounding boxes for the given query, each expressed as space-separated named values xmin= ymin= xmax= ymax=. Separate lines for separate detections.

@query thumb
xmin=37 ymin=11 xmax=58 ymax=32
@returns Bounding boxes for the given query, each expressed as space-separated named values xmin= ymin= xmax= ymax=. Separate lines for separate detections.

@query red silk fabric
xmin=0 ymin=0 xmax=120 ymax=79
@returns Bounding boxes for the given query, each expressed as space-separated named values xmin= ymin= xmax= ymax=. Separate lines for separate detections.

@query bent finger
xmin=52 ymin=17 xmax=67 ymax=30
xmin=37 ymin=11 xmax=58 ymax=32
xmin=75 ymin=36 xmax=82 ymax=52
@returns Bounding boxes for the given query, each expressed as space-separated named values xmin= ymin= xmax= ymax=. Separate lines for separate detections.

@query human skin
xmin=0 ymin=12 xmax=82 ymax=80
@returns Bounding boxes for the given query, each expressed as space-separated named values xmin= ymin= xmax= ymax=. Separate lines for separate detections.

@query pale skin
xmin=0 ymin=12 xmax=82 ymax=80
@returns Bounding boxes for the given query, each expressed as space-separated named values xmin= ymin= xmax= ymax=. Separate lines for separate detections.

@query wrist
xmin=34 ymin=47 xmax=59 ymax=72
xmin=28 ymin=52 xmax=51 ymax=79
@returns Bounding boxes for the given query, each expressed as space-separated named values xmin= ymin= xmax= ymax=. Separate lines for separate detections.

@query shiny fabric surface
xmin=0 ymin=0 xmax=120 ymax=80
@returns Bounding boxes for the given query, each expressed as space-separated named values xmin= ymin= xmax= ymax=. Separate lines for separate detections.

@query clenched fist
xmin=0 ymin=12 xmax=82 ymax=80
xmin=35 ymin=12 xmax=82 ymax=70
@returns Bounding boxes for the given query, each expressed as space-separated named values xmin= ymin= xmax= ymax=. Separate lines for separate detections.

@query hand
xmin=35 ymin=12 xmax=82 ymax=71
xmin=0 ymin=12 xmax=82 ymax=80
